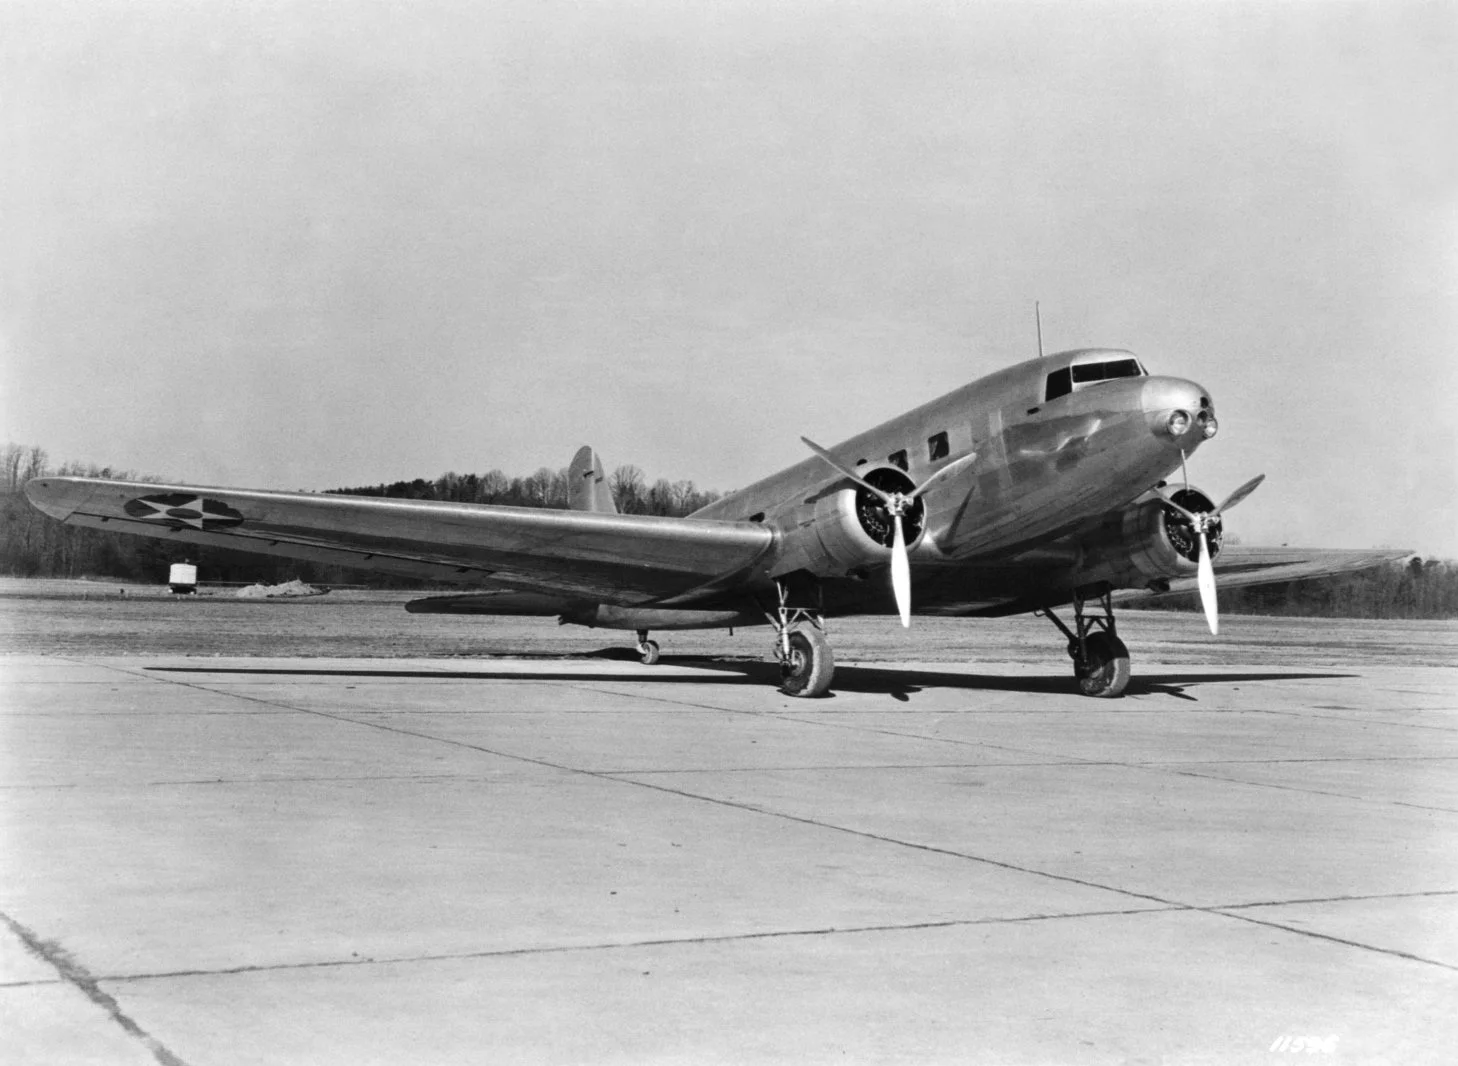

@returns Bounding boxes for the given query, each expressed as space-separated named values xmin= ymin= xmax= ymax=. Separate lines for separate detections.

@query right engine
xmin=1074 ymin=486 xmax=1224 ymax=589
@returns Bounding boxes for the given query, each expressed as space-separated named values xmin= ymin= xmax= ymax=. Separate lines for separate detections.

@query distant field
xmin=1 ymin=578 xmax=1454 ymax=668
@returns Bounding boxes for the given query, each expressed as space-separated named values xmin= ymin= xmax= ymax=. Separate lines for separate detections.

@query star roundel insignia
xmin=123 ymin=493 xmax=245 ymax=530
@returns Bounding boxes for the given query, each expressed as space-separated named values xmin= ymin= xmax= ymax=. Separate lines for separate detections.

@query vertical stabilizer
xmin=568 ymin=446 xmax=618 ymax=513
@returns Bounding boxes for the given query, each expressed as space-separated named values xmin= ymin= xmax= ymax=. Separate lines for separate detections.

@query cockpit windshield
xmin=1045 ymin=355 xmax=1145 ymax=401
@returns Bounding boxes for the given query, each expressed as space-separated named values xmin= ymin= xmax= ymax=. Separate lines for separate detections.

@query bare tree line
xmin=328 ymin=463 xmax=720 ymax=517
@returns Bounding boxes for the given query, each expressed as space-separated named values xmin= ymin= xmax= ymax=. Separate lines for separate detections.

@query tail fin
xmin=568 ymin=445 xmax=618 ymax=513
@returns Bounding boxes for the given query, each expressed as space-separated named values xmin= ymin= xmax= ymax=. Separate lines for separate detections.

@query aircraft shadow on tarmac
xmin=147 ymin=651 xmax=1355 ymax=703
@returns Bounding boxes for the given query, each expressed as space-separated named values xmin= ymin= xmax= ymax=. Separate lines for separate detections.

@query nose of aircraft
xmin=1141 ymin=376 xmax=1218 ymax=446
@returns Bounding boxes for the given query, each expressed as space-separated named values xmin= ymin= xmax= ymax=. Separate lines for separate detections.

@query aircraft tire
xmin=780 ymin=624 xmax=835 ymax=698
xmin=1076 ymin=632 xmax=1130 ymax=698
xmin=638 ymin=639 xmax=661 ymax=666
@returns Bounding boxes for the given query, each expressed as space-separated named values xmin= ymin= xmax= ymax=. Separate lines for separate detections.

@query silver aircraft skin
xmin=25 ymin=347 xmax=1405 ymax=697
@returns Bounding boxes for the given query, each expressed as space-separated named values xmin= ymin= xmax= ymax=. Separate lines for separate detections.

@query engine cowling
xmin=1077 ymin=486 xmax=1224 ymax=588
xmin=809 ymin=465 xmax=927 ymax=574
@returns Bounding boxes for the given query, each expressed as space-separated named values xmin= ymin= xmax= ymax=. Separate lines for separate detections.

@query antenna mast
xmin=1035 ymin=301 xmax=1044 ymax=358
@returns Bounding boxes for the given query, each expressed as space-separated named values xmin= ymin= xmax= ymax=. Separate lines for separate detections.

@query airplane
xmin=25 ymin=347 xmax=1407 ymax=698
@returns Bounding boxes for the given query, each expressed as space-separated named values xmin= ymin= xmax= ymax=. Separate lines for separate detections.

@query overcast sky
xmin=2 ymin=0 xmax=1454 ymax=556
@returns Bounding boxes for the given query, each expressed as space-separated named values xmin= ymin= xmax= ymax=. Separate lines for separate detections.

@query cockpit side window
xmin=1047 ymin=357 xmax=1144 ymax=401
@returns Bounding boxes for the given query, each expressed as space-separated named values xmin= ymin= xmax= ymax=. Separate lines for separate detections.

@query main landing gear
xmin=765 ymin=576 xmax=834 ymax=698
xmin=1037 ymin=588 xmax=1131 ymax=698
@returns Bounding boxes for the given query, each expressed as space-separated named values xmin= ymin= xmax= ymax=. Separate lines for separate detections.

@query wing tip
xmin=22 ymin=477 xmax=79 ymax=520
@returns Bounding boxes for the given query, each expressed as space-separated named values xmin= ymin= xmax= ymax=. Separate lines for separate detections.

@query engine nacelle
xmin=1076 ymin=486 xmax=1224 ymax=589
xmin=772 ymin=465 xmax=926 ymax=578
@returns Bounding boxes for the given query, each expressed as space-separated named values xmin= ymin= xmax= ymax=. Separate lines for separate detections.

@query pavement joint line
xmin=1139 ymin=755 xmax=1458 ymax=765
xmin=110 ymin=663 xmax=1458 ymax=976
xmin=747 ymin=708 xmax=1458 ymax=816
xmin=6 ymin=889 xmax=1455 ymax=990
xmin=1154 ymin=765 xmax=1458 ymax=815
xmin=0 ymin=909 xmax=191 ymax=1066
xmin=607 ymin=761 xmax=1116 ymax=775
xmin=12 ymin=904 xmax=1197 ymax=986
xmin=1208 ymin=909 xmax=1458 ymax=972
xmin=0 ymin=772 xmax=536 ymax=791
xmin=1215 ymin=888 xmax=1458 ymax=909
xmin=567 ymin=682 xmax=789 ymax=717
xmin=1215 ymin=707 xmax=1458 ymax=734
xmin=0 ymin=710 xmax=313 ymax=717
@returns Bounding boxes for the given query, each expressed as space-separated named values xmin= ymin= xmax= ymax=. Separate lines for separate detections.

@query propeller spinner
xmin=802 ymin=438 xmax=977 ymax=628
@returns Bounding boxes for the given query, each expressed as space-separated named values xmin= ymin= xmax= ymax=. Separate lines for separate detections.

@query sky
xmin=2 ymin=0 xmax=1455 ymax=557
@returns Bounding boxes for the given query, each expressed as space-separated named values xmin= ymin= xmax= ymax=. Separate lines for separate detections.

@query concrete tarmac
xmin=2 ymin=651 xmax=1456 ymax=1064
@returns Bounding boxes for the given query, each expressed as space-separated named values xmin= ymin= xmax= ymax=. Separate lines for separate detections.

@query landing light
xmin=1166 ymin=410 xmax=1191 ymax=436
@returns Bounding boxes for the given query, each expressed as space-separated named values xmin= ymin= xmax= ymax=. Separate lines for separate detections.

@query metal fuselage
xmin=686 ymin=348 xmax=1213 ymax=616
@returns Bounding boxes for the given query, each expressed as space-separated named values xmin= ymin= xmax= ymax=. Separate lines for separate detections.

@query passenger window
xmin=888 ymin=449 xmax=908 ymax=471
xmin=927 ymin=431 xmax=949 ymax=461
xmin=1046 ymin=368 xmax=1072 ymax=401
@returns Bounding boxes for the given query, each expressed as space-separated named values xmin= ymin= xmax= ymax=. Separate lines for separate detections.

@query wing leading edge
xmin=24 ymin=477 xmax=775 ymax=605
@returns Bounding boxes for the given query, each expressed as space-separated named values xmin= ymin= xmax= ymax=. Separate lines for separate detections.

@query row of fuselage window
xmin=856 ymin=429 xmax=951 ymax=474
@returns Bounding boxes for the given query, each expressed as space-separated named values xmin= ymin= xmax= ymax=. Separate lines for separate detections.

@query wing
xmin=1112 ymin=544 xmax=1413 ymax=605
xmin=24 ymin=477 xmax=774 ymax=605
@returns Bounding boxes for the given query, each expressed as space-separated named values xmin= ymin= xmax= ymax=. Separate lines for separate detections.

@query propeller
xmin=1154 ymin=473 xmax=1266 ymax=636
xmin=802 ymin=438 xmax=977 ymax=628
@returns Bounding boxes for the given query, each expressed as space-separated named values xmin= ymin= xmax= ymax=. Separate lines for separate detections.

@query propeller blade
xmin=1212 ymin=473 xmax=1266 ymax=518
xmin=1197 ymin=529 xmax=1218 ymax=635
xmin=801 ymin=437 xmax=893 ymax=504
xmin=909 ymin=451 xmax=978 ymax=499
xmin=890 ymin=512 xmax=912 ymax=628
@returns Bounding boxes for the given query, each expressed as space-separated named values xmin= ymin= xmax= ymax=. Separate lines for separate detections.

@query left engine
xmin=1073 ymin=486 xmax=1224 ymax=589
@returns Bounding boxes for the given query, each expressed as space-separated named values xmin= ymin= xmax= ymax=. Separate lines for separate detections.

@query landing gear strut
xmin=634 ymin=629 xmax=660 ymax=665
xmin=765 ymin=575 xmax=834 ymax=698
xmin=1038 ymin=588 xmax=1131 ymax=698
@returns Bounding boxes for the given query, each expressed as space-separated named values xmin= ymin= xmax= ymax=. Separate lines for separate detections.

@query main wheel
xmin=1076 ymin=632 xmax=1130 ymax=698
xmin=779 ymin=624 xmax=835 ymax=698
xmin=638 ymin=639 xmax=661 ymax=666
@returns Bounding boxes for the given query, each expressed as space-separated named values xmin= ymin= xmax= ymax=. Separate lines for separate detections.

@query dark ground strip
xmin=0 ymin=911 xmax=191 ymax=1065
xmin=108 ymin=662 xmax=1458 ymax=974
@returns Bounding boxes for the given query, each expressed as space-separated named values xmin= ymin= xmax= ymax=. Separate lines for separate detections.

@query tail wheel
xmin=780 ymin=624 xmax=835 ymax=698
xmin=1076 ymin=632 xmax=1130 ymax=698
